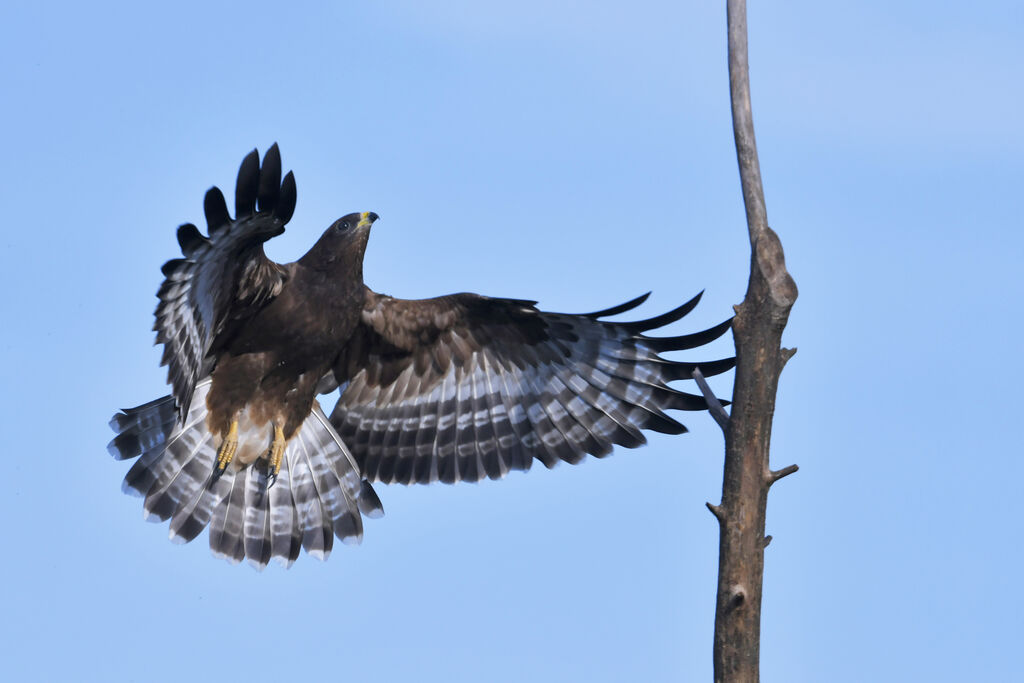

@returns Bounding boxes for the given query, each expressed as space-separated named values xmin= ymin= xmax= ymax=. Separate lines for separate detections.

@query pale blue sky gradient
xmin=2 ymin=2 xmax=1022 ymax=681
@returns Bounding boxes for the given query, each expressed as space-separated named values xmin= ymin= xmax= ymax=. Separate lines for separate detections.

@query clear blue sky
xmin=2 ymin=2 xmax=1021 ymax=681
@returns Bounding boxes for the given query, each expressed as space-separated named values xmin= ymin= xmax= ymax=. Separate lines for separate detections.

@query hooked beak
xmin=356 ymin=212 xmax=379 ymax=229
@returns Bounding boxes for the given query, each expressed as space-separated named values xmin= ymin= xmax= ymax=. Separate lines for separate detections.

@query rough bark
xmin=707 ymin=2 xmax=799 ymax=681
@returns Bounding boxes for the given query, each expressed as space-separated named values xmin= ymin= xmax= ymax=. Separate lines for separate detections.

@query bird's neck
xmin=297 ymin=232 xmax=369 ymax=284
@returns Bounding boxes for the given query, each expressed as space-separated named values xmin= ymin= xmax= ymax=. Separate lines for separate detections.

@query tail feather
xmin=144 ymin=430 xmax=214 ymax=522
xmin=108 ymin=384 xmax=383 ymax=568
xmin=140 ymin=384 xmax=217 ymax=520
xmin=169 ymin=456 xmax=229 ymax=544
xmin=269 ymin=455 xmax=302 ymax=567
xmin=122 ymin=410 xmax=208 ymax=498
xmin=107 ymin=395 xmax=177 ymax=461
xmin=289 ymin=446 xmax=333 ymax=560
xmin=313 ymin=404 xmax=385 ymax=520
xmin=243 ymin=463 xmax=273 ymax=570
xmin=303 ymin=406 xmax=365 ymax=543
xmin=210 ymin=470 xmax=247 ymax=564
xmin=358 ymin=480 xmax=384 ymax=519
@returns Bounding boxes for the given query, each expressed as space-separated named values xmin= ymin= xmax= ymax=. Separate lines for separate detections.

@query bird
xmin=108 ymin=144 xmax=734 ymax=569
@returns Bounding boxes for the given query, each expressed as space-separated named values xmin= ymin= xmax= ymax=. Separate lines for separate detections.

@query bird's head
xmin=300 ymin=211 xmax=379 ymax=272
xmin=330 ymin=211 xmax=379 ymax=237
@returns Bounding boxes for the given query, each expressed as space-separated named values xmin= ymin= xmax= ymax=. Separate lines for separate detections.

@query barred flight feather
xmin=331 ymin=290 xmax=734 ymax=485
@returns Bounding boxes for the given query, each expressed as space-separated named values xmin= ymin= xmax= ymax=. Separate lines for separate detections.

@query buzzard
xmin=108 ymin=145 xmax=734 ymax=569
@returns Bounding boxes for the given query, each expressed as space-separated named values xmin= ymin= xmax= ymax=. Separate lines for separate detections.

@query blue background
xmin=2 ymin=2 xmax=1021 ymax=681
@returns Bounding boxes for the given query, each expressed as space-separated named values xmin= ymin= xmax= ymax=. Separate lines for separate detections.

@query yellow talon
xmin=267 ymin=424 xmax=286 ymax=486
xmin=215 ymin=420 xmax=239 ymax=474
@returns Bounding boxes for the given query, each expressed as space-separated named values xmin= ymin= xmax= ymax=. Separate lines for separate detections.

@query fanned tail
xmin=107 ymin=382 xmax=383 ymax=569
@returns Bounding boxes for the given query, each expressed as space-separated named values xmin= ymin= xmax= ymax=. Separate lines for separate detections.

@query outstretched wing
xmin=329 ymin=289 xmax=734 ymax=485
xmin=154 ymin=144 xmax=297 ymax=418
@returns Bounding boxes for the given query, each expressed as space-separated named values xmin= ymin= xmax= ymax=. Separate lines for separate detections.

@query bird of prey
xmin=108 ymin=145 xmax=734 ymax=569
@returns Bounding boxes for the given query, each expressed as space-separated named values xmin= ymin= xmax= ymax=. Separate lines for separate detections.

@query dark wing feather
xmin=153 ymin=144 xmax=297 ymax=418
xmin=329 ymin=289 xmax=734 ymax=485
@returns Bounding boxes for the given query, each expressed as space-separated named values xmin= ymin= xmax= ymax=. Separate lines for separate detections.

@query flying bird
xmin=108 ymin=145 xmax=734 ymax=569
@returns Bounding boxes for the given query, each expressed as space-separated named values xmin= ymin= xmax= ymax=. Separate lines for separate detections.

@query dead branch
xmin=709 ymin=2 xmax=799 ymax=681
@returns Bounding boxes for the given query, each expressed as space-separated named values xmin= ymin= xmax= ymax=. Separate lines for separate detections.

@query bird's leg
xmin=266 ymin=423 xmax=286 ymax=487
xmin=213 ymin=420 xmax=239 ymax=479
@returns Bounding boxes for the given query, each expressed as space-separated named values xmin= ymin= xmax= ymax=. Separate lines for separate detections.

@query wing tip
xmin=580 ymin=291 xmax=653 ymax=319
xmin=203 ymin=186 xmax=231 ymax=232
xmin=621 ymin=290 xmax=705 ymax=333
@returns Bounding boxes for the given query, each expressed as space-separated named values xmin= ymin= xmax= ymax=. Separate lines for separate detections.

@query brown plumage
xmin=108 ymin=144 xmax=733 ymax=568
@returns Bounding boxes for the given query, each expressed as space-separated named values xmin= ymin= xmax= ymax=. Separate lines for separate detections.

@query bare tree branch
xmin=692 ymin=366 xmax=731 ymax=432
xmin=727 ymin=0 xmax=767 ymax=243
xmin=706 ymin=501 xmax=727 ymax=523
xmin=766 ymin=464 xmax=799 ymax=486
xmin=710 ymin=2 xmax=799 ymax=681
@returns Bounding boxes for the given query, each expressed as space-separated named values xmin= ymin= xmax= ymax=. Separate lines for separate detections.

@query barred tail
xmin=107 ymin=379 xmax=383 ymax=569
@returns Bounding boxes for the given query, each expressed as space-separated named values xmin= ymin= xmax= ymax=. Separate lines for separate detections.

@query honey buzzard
xmin=108 ymin=145 xmax=733 ymax=568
